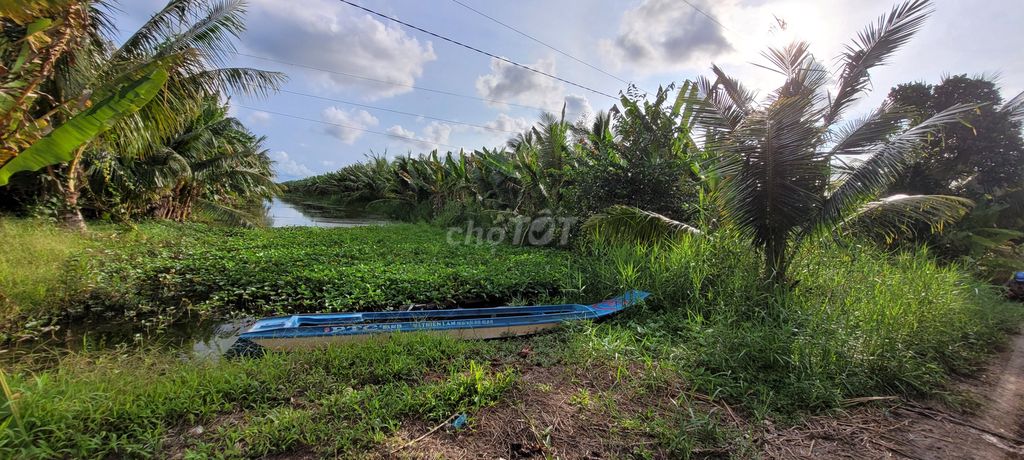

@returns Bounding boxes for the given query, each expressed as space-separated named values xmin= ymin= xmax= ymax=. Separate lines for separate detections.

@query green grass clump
xmin=576 ymin=235 xmax=1022 ymax=415
xmin=0 ymin=334 xmax=515 ymax=458
xmin=0 ymin=219 xmax=95 ymax=326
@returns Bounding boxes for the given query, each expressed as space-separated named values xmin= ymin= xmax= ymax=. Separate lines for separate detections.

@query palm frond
xmin=710 ymin=65 xmax=756 ymax=114
xmin=583 ymin=205 xmax=701 ymax=246
xmin=690 ymin=70 xmax=754 ymax=132
xmin=155 ymin=0 xmax=246 ymax=65
xmin=185 ymin=67 xmax=286 ymax=99
xmin=824 ymin=0 xmax=932 ymax=126
xmin=819 ymin=102 xmax=980 ymax=229
xmin=827 ymin=99 xmax=904 ymax=158
xmin=1000 ymin=90 xmax=1024 ymax=123
xmin=716 ymin=95 xmax=825 ymax=249
xmin=110 ymin=0 xmax=194 ymax=62
xmin=839 ymin=194 xmax=973 ymax=242
xmin=763 ymin=41 xmax=830 ymax=103
xmin=193 ymin=197 xmax=267 ymax=227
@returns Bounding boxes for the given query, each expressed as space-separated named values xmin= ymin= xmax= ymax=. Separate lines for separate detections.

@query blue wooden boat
xmin=232 ymin=291 xmax=649 ymax=353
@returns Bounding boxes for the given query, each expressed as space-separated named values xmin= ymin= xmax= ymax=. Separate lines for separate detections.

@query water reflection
xmin=188 ymin=319 xmax=255 ymax=359
xmin=1 ymin=317 xmax=257 ymax=368
xmin=266 ymin=198 xmax=391 ymax=228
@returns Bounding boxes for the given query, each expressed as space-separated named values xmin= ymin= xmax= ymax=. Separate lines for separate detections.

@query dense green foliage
xmin=0 ymin=68 xmax=168 ymax=186
xmin=79 ymin=223 xmax=571 ymax=317
xmin=0 ymin=219 xmax=571 ymax=330
xmin=0 ymin=0 xmax=284 ymax=228
xmin=87 ymin=99 xmax=281 ymax=226
xmin=0 ymin=219 xmax=95 ymax=327
xmin=589 ymin=0 xmax=977 ymax=284
xmin=889 ymin=75 xmax=1024 ymax=199
xmin=887 ymin=75 xmax=1024 ymax=279
xmin=2 ymin=0 xmax=1022 ymax=457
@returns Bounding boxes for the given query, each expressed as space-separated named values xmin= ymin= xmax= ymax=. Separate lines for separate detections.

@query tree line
xmin=286 ymin=0 xmax=1024 ymax=283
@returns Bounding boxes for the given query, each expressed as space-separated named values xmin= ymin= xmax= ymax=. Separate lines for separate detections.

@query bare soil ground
xmin=379 ymin=332 xmax=1024 ymax=459
xmin=379 ymin=363 xmax=698 ymax=459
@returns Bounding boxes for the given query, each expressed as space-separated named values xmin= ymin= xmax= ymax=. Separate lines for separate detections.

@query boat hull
xmin=232 ymin=291 xmax=649 ymax=354
xmin=249 ymin=321 xmax=563 ymax=351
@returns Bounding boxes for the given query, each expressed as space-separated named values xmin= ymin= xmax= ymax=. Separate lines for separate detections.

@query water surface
xmin=266 ymin=198 xmax=391 ymax=228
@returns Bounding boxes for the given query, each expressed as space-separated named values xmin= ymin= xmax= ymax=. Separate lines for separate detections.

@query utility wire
xmin=449 ymin=0 xmax=636 ymax=91
xmin=225 ymin=49 xmax=554 ymax=112
xmin=336 ymin=0 xmax=617 ymax=99
xmin=239 ymin=105 xmax=463 ymax=150
xmin=278 ymin=89 xmax=518 ymax=134
xmin=681 ymin=0 xmax=730 ymax=32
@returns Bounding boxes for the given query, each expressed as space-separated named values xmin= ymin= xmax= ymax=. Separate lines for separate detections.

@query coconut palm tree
xmin=11 ymin=0 xmax=285 ymax=229
xmin=89 ymin=98 xmax=278 ymax=225
xmin=587 ymin=0 xmax=975 ymax=283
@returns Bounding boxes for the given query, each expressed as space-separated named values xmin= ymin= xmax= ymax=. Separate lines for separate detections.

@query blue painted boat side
xmin=240 ymin=290 xmax=650 ymax=339
xmin=242 ymin=310 xmax=597 ymax=340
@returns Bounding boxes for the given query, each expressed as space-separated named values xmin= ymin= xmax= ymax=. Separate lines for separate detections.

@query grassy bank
xmin=0 ymin=334 xmax=516 ymax=458
xmin=577 ymin=236 xmax=1021 ymax=414
xmin=2 ymin=221 xmax=1020 ymax=457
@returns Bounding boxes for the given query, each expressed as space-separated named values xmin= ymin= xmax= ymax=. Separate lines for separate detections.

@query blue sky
xmin=116 ymin=0 xmax=1024 ymax=181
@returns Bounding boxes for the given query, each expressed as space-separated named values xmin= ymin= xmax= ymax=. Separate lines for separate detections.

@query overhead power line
xmin=240 ymin=105 xmax=463 ymax=150
xmin=448 ymin=0 xmax=641 ymax=94
xmin=278 ymin=89 xmax=519 ymax=134
xmin=225 ymin=49 xmax=554 ymax=112
xmin=335 ymin=0 xmax=617 ymax=99
xmin=681 ymin=0 xmax=730 ymax=32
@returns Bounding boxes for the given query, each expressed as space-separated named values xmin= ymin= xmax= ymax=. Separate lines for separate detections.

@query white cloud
xmin=474 ymin=58 xmax=599 ymax=124
xmin=248 ymin=111 xmax=272 ymax=125
xmin=484 ymin=113 xmax=530 ymax=133
xmin=563 ymin=94 xmax=593 ymax=124
xmin=246 ymin=0 xmax=437 ymax=100
xmin=386 ymin=124 xmax=416 ymax=139
xmin=320 ymin=107 xmax=379 ymax=144
xmin=475 ymin=57 xmax=563 ymax=109
xmin=422 ymin=122 xmax=453 ymax=146
xmin=599 ymin=0 xmax=732 ymax=73
xmin=270 ymin=151 xmax=314 ymax=179
xmin=386 ymin=122 xmax=455 ymax=151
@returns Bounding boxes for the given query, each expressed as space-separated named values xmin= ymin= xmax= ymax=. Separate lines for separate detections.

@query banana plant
xmin=0 ymin=67 xmax=168 ymax=186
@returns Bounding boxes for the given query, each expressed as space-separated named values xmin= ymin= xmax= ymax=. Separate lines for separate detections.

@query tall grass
xmin=0 ymin=219 xmax=94 ymax=325
xmin=575 ymin=236 xmax=1022 ymax=414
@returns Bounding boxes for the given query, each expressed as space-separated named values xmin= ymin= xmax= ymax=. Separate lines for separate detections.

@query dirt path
xmin=979 ymin=332 xmax=1024 ymax=447
xmin=764 ymin=331 xmax=1024 ymax=459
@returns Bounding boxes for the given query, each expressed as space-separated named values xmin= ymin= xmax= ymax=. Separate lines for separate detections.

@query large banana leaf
xmin=0 ymin=68 xmax=168 ymax=186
